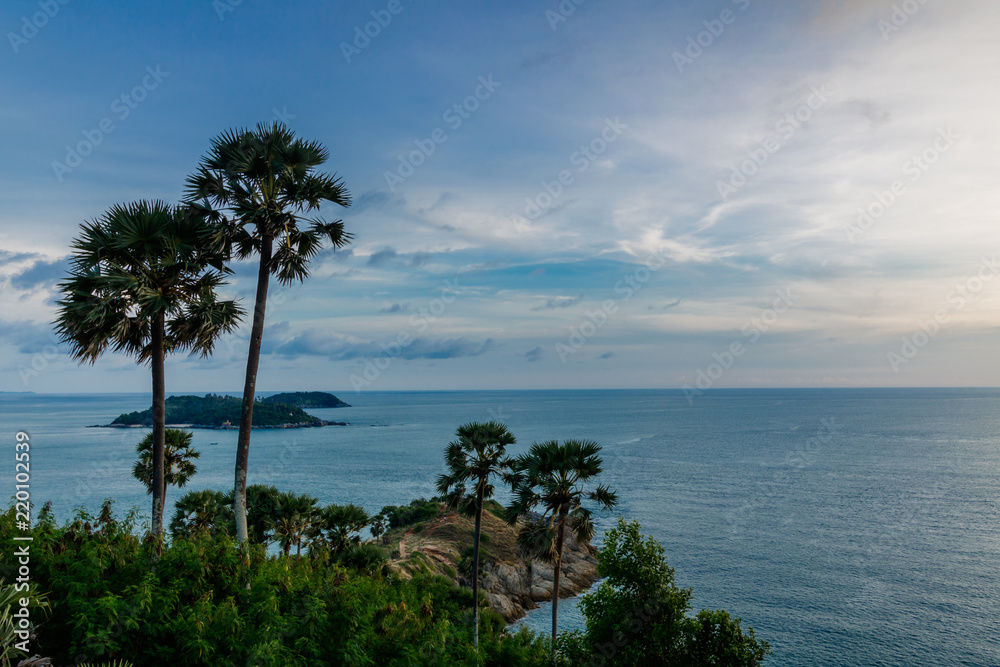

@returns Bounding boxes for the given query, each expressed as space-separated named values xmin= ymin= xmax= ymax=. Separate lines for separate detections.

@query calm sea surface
xmin=1 ymin=388 xmax=999 ymax=666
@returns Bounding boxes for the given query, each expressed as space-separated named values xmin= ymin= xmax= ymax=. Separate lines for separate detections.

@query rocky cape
xmin=384 ymin=505 xmax=599 ymax=623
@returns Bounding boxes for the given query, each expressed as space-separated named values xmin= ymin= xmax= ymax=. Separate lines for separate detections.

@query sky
xmin=1 ymin=0 xmax=999 ymax=394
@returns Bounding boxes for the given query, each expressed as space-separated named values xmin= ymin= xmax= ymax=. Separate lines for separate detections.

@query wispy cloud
xmin=531 ymin=294 xmax=584 ymax=311
xmin=367 ymin=247 xmax=399 ymax=267
xmin=379 ymin=302 xmax=412 ymax=314
xmin=267 ymin=326 xmax=496 ymax=361
xmin=8 ymin=256 xmax=70 ymax=291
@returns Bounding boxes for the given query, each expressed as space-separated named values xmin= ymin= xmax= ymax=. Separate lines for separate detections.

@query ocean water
xmin=1 ymin=388 xmax=999 ymax=666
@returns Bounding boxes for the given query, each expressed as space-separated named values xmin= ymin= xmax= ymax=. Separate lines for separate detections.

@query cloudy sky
xmin=1 ymin=0 xmax=998 ymax=393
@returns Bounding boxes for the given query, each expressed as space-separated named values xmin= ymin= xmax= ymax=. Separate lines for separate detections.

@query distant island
xmin=261 ymin=391 xmax=350 ymax=408
xmin=102 ymin=393 xmax=349 ymax=429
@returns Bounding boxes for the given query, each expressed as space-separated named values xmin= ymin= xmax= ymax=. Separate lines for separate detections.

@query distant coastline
xmin=92 ymin=392 xmax=350 ymax=429
xmin=93 ymin=420 xmax=348 ymax=430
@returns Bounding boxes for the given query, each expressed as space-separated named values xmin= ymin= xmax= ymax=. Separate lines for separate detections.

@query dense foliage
xmin=0 ymin=504 xmax=549 ymax=666
xmin=111 ymin=394 xmax=322 ymax=428
xmin=1 ymin=503 xmax=771 ymax=666
xmin=558 ymin=518 xmax=771 ymax=666
xmin=262 ymin=392 xmax=350 ymax=408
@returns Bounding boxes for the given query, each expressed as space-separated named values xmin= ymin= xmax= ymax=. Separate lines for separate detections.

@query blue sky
xmin=2 ymin=0 xmax=999 ymax=393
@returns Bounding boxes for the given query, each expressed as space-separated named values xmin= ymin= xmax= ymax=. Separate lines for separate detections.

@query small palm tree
xmin=54 ymin=201 xmax=243 ymax=535
xmin=170 ymin=489 xmax=233 ymax=538
xmin=436 ymin=421 xmax=516 ymax=650
xmin=369 ymin=513 xmax=387 ymax=542
xmin=185 ymin=122 xmax=353 ymax=545
xmin=313 ymin=503 xmax=370 ymax=556
xmin=505 ymin=440 xmax=618 ymax=661
xmin=132 ymin=429 xmax=200 ymax=511
xmin=268 ymin=491 xmax=318 ymax=556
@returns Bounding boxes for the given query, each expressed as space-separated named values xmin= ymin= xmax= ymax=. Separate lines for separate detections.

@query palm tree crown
xmin=132 ymin=428 xmax=200 ymax=497
xmin=436 ymin=421 xmax=516 ymax=516
xmin=54 ymin=201 xmax=242 ymax=363
xmin=506 ymin=440 xmax=617 ymax=544
xmin=185 ymin=121 xmax=353 ymax=285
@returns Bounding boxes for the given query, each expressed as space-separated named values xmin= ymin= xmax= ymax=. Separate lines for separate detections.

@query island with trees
xmin=262 ymin=391 xmax=351 ymax=408
xmin=106 ymin=394 xmax=348 ymax=429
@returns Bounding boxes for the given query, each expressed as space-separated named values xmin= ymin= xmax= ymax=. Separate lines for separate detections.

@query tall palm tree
xmin=185 ymin=122 xmax=352 ymax=544
xmin=436 ymin=421 xmax=516 ymax=650
xmin=505 ymin=440 xmax=618 ymax=661
xmin=132 ymin=428 xmax=200 ymax=507
xmin=54 ymin=201 xmax=243 ymax=535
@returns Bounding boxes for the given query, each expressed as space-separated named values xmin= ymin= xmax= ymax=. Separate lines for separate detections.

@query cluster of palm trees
xmin=125 ymin=418 xmax=615 ymax=658
xmin=170 ymin=483 xmax=374 ymax=559
xmin=437 ymin=421 xmax=618 ymax=657
xmin=54 ymin=122 xmax=352 ymax=538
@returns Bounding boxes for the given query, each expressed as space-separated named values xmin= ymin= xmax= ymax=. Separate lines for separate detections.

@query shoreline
xmin=87 ymin=420 xmax=349 ymax=430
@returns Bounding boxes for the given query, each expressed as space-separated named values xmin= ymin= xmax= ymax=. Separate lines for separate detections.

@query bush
xmin=564 ymin=518 xmax=771 ymax=666
xmin=337 ymin=542 xmax=389 ymax=576
xmin=378 ymin=498 xmax=441 ymax=530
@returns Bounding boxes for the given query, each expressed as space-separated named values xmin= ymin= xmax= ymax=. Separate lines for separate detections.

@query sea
xmin=1 ymin=388 xmax=998 ymax=667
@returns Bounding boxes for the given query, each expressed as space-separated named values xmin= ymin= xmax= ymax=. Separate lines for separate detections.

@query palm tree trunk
xmin=472 ymin=481 xmax=485 ymax=650
xmin=551 ymin=508 xmax=568 ymax=661
xmin=234 ymin=235 xmax=273 ymax=543
xmin=161 ymin=455 xmax=168 ymax=511
xmin=151 ymin=311 xmax=166 ymax=536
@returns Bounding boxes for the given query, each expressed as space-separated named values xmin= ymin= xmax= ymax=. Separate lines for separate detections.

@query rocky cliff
xmin=385 ymin=504 xmax=599 ymax=622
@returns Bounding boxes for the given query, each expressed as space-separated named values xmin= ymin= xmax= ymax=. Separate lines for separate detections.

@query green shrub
xmin=566 ymin=518 xmax=770 ymax=666
xmin=378 ymin=498 xmax=441 ymax=530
